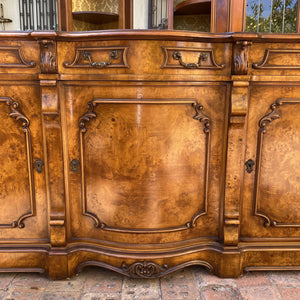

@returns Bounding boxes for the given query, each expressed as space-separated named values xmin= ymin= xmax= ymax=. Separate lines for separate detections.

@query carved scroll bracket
xmin=223 ymin=80 xmax=249 ymax=246
xmin=233 ymin=41 xmax=252 ymax=75
xmin=39 ymin=39 xmax=57 ymax=74
xmin=40 ymin=79 xmax=66 ymax=246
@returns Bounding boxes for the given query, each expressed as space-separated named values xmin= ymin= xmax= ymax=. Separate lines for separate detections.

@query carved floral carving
xmin=0 ymin=97 xmax=36 ymax=228
xmin=122 ymin=261 xmax=168 ymax=278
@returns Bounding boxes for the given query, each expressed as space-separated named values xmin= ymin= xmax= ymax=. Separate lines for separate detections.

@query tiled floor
xmin=0 ymin=267 xmax=299 ymax=299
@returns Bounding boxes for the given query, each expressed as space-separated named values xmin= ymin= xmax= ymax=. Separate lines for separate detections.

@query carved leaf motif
xmin=233 ymin=41 xmax=252 ymax=75
xmin=6 ymin=99 xmax=30 ymax=131
xmin=193 ymin=102 xmax=210 ymax=133
xmin=259 ymin=103 xmax=281 ymax=130
xmin=122 ymin=261 xmax=168 ymax=278
xmin=79 ymin=102 xmax=97 ymax=132
xmin=234 ymin=53 xmax=246 ymax=74
xmin=40 ymin=40 xmax=57 ymax=74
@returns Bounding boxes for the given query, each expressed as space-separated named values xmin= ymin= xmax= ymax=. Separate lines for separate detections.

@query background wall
xmin=0 ymin=0 xmax=20 ymax=30
xmin=133 ymin=0 xmax=149 ymax=29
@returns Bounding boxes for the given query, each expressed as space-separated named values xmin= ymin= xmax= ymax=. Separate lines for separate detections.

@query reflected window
xmin=19 ymin=0 xmax=58 ymax=30
xmin=149 ymin=0 xmax=168 ymax=29
xmin=0 ymin=0 xmax=58 ymax=31
xmin=246 ymin=0 xmax=298 ymax=33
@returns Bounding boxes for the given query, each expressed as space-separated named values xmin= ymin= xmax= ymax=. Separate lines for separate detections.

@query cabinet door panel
xmin=80 ymin=101 xmax=209 ymax=231
xmin=0 ymin=85 xmax=48 ymax=242
xmin=65 ymin=83 xmax=228 ymax=244
xmin=241 ymin=85 xmax=300 ymax=239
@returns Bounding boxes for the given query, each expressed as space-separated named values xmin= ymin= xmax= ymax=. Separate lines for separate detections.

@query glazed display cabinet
xmin=0 ymin=0 xmax=299 ymax=279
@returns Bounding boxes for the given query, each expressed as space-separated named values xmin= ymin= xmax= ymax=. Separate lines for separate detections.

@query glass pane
xmin=0 ymin=0 xmax=19 ymax=30
xmin=246 ymin=0 xmax=298 ymax=33
xmin=133 ymin=0 xmax=149 ymax=29
xmin=0 ymin=0 xmax=58 ymax=31
xmin=284 ymin=0 xmax=298 ymax=32
xmin=72 ymin=0 xmax=119 ymax=31
xmin=149 ymin=0 xmax=168 ymax=29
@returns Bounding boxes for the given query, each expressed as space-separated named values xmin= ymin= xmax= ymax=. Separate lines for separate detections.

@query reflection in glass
xmin=149 ymin=0 xmax=168 ymax=29
xmin=0 ymin=0 xmax=58 ymax=31
xmin=246 ymin=0 xmax=297 ymax=33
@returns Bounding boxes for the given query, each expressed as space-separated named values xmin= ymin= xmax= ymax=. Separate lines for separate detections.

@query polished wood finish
xmin=229 ymin=0 xmax=246 ymax=32
xmin=119 ymin=0 xmax=133 ymax=29
xmin=0 ymin=4 xmax=300 ymax=279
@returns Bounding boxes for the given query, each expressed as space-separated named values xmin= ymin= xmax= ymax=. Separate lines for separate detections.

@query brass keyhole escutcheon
xmin=70 ymin=159 xmax=80 ymax=173
xmin=34 ymin=158 xmax=44 ymax=173
xmin=245 ymin=159 xmax=255 ymax=173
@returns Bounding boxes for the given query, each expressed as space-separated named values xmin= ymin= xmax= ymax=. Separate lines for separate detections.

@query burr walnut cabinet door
xmin=0 ymin=84 xmax=48 ymax=242
xmin=65 ymin=83 xmax=228 ymax=245
xmin=241 ymin=84 xmax=300 ymax=240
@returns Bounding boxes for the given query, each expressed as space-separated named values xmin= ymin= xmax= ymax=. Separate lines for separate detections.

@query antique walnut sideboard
xmin=0 ymin=29 xmax=300 ymax=279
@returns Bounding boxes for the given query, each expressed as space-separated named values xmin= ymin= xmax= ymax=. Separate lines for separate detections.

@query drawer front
xmin=59 ymin=40 xmax=231 ymax=78
xmin=249 ymin=43 xmax=300 ymax=76
xmin=0 ymin=42 xmax=39 ymax=74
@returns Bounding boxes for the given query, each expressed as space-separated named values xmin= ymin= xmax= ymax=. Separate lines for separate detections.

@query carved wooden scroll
xmin=254 ymin=98 xmax=300 ymax=228
xmin=75 ymin=259 xmax=214 ymax=279
xmin=122 ymin=261 xmax=168 ymax=278
xmin=78 ymin=99 xmax=211 ymax=233
xmin=0 ymin=97 xmax=36 ymax=228
xmin=233 ymin=41 xmax=252 ymax=75
xmin=253 ymin=49 xmax=300 ymax=69
xmin=0 ymin=46 xmax=36 ymax=68
xmin=63 ymin=46 xmax=129 ymax=68
xmin=161 ymin=47 xmax=225 ymax=69
xmin=39 ymin=40 xmax=57 ymax=74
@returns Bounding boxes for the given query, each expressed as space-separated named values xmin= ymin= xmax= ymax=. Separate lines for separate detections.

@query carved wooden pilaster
xmin=40 ymin=75 xmax=66 ymax=247
xmin=223 ymin=79 xmax=249 ymax=246
xmin=39 ymin=39 xmax=57 ymax=74
xmin=233 ymin=41 xmax=252 ymax=75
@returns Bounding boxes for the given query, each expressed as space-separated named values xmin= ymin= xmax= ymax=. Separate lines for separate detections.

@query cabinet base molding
xmin=0 ymin=244 xmax=300 ymax=279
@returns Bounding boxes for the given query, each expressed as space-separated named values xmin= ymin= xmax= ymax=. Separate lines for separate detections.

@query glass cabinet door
xmin=0 ymin=0 xmax=58 ymax=31
xmin=245 ymin=0 xmax=298 ymax=33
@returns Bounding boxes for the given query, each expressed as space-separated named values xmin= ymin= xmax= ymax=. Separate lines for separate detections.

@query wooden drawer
xmin=0 ymin=41 xmax=39 ymax=74
xmin=59 ymin=40 xmax=231 ymax=79
xmin=249 ymin=43 xmax=300 ymax=76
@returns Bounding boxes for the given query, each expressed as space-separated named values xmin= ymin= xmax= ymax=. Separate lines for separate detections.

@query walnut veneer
xmin=0 ymin=31 xmax=299 ymax=279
